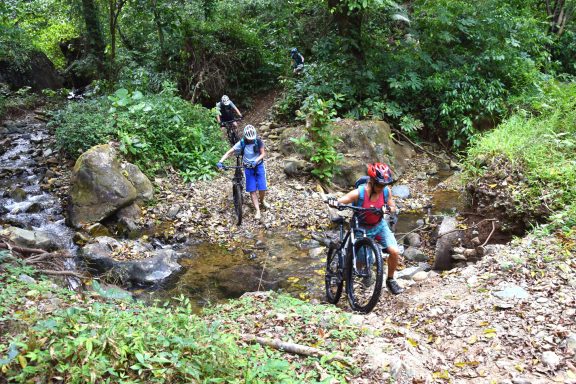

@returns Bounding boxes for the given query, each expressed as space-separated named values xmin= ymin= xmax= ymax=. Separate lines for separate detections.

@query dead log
xmin=241 ymin=334 xmax=352 ymax=366
xmin=0 ymin=242 xmax=46 ymax=255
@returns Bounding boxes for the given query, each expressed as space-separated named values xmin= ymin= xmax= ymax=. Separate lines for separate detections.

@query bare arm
xmin=233 ymin=106 xmax=242 ymax=117
xmin=386 ymin=186 xmax=397 ymax=213
xmin=337 ymin=189 xmax=359 ymax=205
xmin=219 ymin=146 xmax=236 ymax=163
xmin=254 ymin=145 xmax=266 ymax=163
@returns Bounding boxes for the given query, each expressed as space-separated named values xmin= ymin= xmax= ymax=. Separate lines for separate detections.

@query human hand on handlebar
xmin=216 ymin=162 xmax=224 ymax=170
xmin=327 ymin=197 xmax=340 ymax=209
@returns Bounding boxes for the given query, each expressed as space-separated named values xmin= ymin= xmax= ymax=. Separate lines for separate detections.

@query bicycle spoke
xmin=346 ymin=238 xmax=383 ymax=313
xmin=325 ymin=244 xmax=343 ymax=304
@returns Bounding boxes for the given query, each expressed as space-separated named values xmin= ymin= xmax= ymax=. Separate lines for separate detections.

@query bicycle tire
xmin=232 ymin=183 xmax=243 ymax=225
xmin=346 ymin=237 xmax=383 ymax=313
xmin=325 ymin=242 xmax=343 ymax=304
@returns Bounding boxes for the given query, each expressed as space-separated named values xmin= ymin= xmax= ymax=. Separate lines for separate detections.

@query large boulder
xmin=67 ymin=144 xmax=153 ymax=228
xmin=80 ymin=237 xmax=181 ymax=286
xmin=0 ymin=50 xmax=63 ymax=91
xmin=279 ymin=120 xmax=416 ymax=188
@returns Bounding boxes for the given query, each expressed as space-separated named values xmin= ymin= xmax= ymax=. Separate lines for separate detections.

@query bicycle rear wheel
xmin=346 ymin=237 xmax=383 ymax=313
xmin=232 ymin=183 xmax=243 ymax=225
xmin=325 ymin=242 xmax=343 ymax=304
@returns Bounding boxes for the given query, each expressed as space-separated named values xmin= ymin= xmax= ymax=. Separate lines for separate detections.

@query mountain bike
xmin=324 ymin=202 xmax=384 ymax=313
xmin=222 ymin=158 xmax=245 ymax=225
xmin=221 ymin=117 xmax=243 ymax=146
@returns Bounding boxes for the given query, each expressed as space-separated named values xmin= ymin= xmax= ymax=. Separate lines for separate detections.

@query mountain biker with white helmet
xmin=290 ymin=48 xmax=305 ymax=74
xmin=217 ymin=125 xmax=269 ymax=221
xmin=216 ymin=95 xmax=243 ymax=134
xmin=328 ymin=163 xmax=404 ymax=295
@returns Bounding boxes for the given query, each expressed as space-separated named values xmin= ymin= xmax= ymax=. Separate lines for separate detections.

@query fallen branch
xmin=241 ymin=334 xmax=352 ymax=366
xmin=391 ymin=129 xmax=445 ymax=161
xmin=481 ymin=220 xmax=497 ymax=247
xmin=36 ymin=270 xmax=86 ymax=279
xmin=0 ymin=242 xmax=46 ymax=255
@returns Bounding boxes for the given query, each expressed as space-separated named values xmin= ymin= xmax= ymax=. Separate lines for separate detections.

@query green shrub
xmin=53 ymin=87 xmax=225 ymax=180
xmin=292 ymin=95 xmax=343 ymax=183
xmin=464 ymin=82 xmax=576 ymax=230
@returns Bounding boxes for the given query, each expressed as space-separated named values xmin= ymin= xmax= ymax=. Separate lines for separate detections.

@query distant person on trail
xmin=328 ymin=163 xmax=404 ymax=295
xmin=290 ymin=48 xmax=304 ymax=74
xmin=217 ymin=125 xmax=270 ymax=221
xmin=216 ymin=95 xmax=242 ymax=134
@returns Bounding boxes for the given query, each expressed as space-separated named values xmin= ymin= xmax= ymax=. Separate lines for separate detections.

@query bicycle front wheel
xmin=232 ymin=183 xmax=243 ymax=225
xmin=346 ymin=237 xmax=383 ymax=313
xmin=325 ymin=242 xmax=343 ymax=304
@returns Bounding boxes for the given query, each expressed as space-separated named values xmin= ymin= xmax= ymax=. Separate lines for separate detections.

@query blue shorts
xmin=245 ymin=163 xmax=267 ymax=192
xmin=357 ymin=220 xmax=398 ymax=251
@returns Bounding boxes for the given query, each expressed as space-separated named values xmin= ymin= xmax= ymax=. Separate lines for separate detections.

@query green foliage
xmin=464 ymin=82 xmax=576 ymax=230
xmin=292 ymin=95 xmax=343 ymax=182
xmin=0 ymin=85 xmax=40 ymax=121
xmin=53 ymin=87 xmax=225 ymax=180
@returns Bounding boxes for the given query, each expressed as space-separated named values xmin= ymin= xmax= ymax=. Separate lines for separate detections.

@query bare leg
xmin=387 ymin=246 xmax=400 ymax=279
xmin=259 ymin=190 xmax=266 ymax=204
xmin=251 ymin=192 xmax=260 ymax=215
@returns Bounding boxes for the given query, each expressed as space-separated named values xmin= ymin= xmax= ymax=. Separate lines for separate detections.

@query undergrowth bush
xmin=464 ymin=82 xmax=576 ymax=231
xmin=53 ymin=85 xmax=225 ymax=181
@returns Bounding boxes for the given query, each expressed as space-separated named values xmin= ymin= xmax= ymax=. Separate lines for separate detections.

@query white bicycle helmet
xmin=243 ymin=124 xmax=257 ymax=140
xmin=221 ymin=95 xmax=230 ymax=106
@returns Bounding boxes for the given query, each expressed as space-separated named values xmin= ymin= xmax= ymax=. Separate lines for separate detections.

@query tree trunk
xmin=326 ymin=0 xmax=365 ymax=63
xmin=152 ymin=0 xmax=167 ymax=66
xmin=81 ymin=0 xmax=106 ymax=72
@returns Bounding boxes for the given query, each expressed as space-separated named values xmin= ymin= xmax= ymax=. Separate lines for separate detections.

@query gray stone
xmin=124 ymin=163 xmax=154 ymax=201
xmin=2 ymin=227 xmax=56 ymax=250
xmin=283 ymin=158 xmax=311 ymax=177
xmin=433 ymin=216 xmax=463 ymax=270
xmin=19 ymin=274 xmax=37 ymax=284
xmin=541 ymin=351 xmax=560 ymax=368
xmin=87 ymin=223 xmax=110 ymax=237
xmin=308 ymin=247 xmax=325 ymax=258
xmin=565 ymin=333 xmax=576 ymax=353
xmin=396 ymin=263 xmax=431 ymax=280
xmin=492 ymin=284 xmax=530 ymax=300
xmin=403 ymin=246 xmax=428 ymax=262
xmin=391 ymin=185 xmax=410 ymax=199
xmin=404 ymin=233 xmax=421 ymax=247
xmin=426 ymin=163 xmax=438 ymax=175
xmin=166 ymin=205 xmax=181 ymax=219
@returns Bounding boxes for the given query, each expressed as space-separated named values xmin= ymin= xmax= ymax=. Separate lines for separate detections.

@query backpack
xmin=354 ymin=178 xmax=389 ymax=208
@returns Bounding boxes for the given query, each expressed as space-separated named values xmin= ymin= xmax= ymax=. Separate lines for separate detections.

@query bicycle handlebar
xmin=222 ymin=165 xmax=246 ymax=170
xmin=323 ymin=200 xmax=386 ymax=214
xmin=220 ymin=117 xmax=243 ymax=125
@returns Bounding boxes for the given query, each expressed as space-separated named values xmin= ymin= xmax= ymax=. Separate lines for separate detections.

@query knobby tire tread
xmin=325 ymin=243 xmax=343 ymax=304
xmin=346 ymin=237 xmax=383 ymax=313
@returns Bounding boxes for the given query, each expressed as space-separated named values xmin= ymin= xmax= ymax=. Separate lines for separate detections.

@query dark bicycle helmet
xmin=367 ymin=163 xmax=393 ymax=185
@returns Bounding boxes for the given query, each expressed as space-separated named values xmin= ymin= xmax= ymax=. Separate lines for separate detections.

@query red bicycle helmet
xmin=367 ymin=163 xmax=393 ymax=185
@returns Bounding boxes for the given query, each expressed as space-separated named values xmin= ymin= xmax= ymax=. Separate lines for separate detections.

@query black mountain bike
xmin=324 ymin=202 xmax=384 ymax=313
xmin=222 ymin=158 xmax=245 ymax=225
xmin=221 ymin=118 xmax=242 ymax=146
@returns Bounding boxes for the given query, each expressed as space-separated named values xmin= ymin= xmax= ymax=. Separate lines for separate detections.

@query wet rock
xmin=404 ymin=233 xmax=421 ymax=247
xmin=426 ymin=163 xmax=438 ymax=175
xmin=80 ymin=238 xmax=181 ymax=286
xmin=9 ymin=187 xmax=27 ymax=202
xmin=433 ymin=216 xmax=463 ymax=270
xmin=403 ymin=246 xmax=428 ymax=262
xmin=492 ymin=284 xmax=530 ymax=300
xmin=308 ymin=247 xmax=325 ymax=258
xmin=2 ymin=226 xmax=56 ymax=251
xmin=216 ymin=265 xmax=279 ymax=296
xmin=67 ymin=144 xmax=153 ymax=228
xmin=73 ymin=232 xmax=90 ymax=245
xmin=117 ymin=217 xmax=139 ymax=236
xmin=87 ymin=223 xmax=110 ymax=237
xmin=391 ymin=185 xmax=410 ymax=199
xmin=42 ymin=148 xmax=53 ymax=157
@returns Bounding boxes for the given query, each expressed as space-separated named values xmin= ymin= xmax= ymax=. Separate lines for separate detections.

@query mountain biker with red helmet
xmin=328 ymin=163 xmax=404 ymax=295
xmin=216 ymin=95 xmax=243 ymax=134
